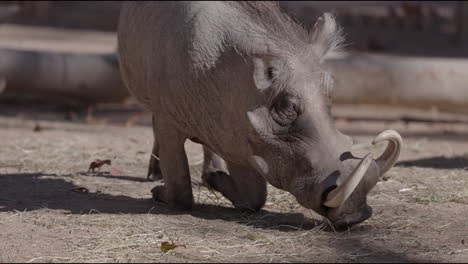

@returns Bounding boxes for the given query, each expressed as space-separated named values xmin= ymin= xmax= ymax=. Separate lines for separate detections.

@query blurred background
xmin=1 ymin=3 xmax=468 ymax=262
xmin=0 ymin=1 xmax=467 ymax=127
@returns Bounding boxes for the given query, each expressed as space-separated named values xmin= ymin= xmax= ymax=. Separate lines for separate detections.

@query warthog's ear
xmin=310 ymin=13 xmax=344 ymax=62
xmin=252 ymin=57 xmax=278 ymax=91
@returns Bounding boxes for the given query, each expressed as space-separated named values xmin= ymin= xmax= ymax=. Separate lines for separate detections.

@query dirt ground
xmin=0 ymin=102 xmax=467 ymax=263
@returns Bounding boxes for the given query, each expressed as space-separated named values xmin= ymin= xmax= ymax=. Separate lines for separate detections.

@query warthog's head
xmin=245 ymin=12 xmax=402 ymax=229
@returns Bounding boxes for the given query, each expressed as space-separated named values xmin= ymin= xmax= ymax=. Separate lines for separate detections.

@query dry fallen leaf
xmin=71 ymin=187 xmax=89 ymax=193
xmin=88 ymin=159 xmax=112 ymax=172
xmin=160 ymin=241 xmax=186 ymax=252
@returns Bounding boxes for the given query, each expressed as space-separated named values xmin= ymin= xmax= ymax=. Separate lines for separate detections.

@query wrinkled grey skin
xmin=118 ymin=1 xmax=380 ymax=229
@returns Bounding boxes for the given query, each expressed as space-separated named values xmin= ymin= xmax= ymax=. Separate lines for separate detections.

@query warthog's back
xmin=117 ymin=1 xmax=304 ymax=109
xmin=117 ymin=1 xmax=260 ymax=160
xmin=118 ymin=1 xmax=191 ymax=108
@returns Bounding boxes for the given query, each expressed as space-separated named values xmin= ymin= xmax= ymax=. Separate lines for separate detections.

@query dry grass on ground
xmin=0 ymin=104 xmax=468 ymax=263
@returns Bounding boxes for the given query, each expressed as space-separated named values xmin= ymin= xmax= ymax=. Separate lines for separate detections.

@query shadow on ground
xmin=396 ymin=155 xmax=468 ymax=169
xmin=0 ymin=172 xmax=434 ymax=263
xmin=0 ymin=172 xmax=319 ymax=232
xmin=76 ymin=171 xmax=150 ymax=182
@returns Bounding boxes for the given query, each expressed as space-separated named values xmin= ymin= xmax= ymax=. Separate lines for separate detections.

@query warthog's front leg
xmin=151 ymin=121 xmax=193 ymax=210
xmin=147 ymin=115 xmax=162 ymax=181
xmin=202 ymin=147 xmax=267 ymax=212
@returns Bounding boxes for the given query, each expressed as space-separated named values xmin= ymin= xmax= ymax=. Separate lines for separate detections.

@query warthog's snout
xmin=323 ymin=157 xmax=380 ymax=229
xmin=332 ymin=206 xmax=373 ymax=230
xmin=318 ymin=130 xmax=402 ymax=228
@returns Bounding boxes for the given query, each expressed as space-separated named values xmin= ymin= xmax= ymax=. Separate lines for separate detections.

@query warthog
xmin=117 ymin=1 xmax=402 ymax=229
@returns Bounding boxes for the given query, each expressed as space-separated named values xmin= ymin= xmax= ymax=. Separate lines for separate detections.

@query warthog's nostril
xmin=339 ymin=151 xmax=355 ymax=161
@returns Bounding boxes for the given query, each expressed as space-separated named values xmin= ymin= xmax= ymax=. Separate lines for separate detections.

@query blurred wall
xmin=1 ymin=1 xmax=467 ymax=108
xmin=2 ymin=1 xmax=122 ymax=31
xmin=3 ymin=1 xmax=466 ymax=56
xmin=279 ymin=1 xmax=468 ymax=57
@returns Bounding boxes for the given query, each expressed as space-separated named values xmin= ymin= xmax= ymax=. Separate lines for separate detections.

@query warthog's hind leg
xmin=202 ymin=147 xmax=267 ymax=212
xmin=151 ymin=120 xmax=193 ymax=210
xmin=147 ymin=115 xmax=162 ymax=181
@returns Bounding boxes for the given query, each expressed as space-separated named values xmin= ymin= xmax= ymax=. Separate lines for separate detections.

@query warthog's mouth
xmin=329 ymin=206 xmax=373 ymax=230
xmin=302 ymin=130 xmax=402 ymax=227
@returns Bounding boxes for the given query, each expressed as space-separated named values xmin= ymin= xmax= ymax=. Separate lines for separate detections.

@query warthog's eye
xmin=271 ymin=96 xmax=299 ymax=127
xmin=266 ymin=67 xmax=278 ymax=81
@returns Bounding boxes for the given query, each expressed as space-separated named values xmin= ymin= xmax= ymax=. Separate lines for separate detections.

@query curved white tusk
xmin=324 ymin=153 xmax=374 ymax=208
xmin=372 ymin=130 xmax=402 ymax=176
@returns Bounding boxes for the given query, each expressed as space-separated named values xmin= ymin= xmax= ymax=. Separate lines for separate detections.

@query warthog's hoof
xmin=147 ymin=171 xmax=163 ymax=182
xmin=147 ymin=158 xmax=163 ymax=182
xmin=151 ymin=185 xmax=193 ymax=211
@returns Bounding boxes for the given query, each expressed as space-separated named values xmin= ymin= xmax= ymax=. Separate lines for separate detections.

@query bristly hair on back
xmin=188 ymin=1 xmax=346 ymax=72
xmin=228 ymin=1 xmax=345 ymax=59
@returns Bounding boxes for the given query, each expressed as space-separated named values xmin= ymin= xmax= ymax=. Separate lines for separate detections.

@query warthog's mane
xmin=189 ymin=1 xmax=344 ymax=72
xmin=226 ymin=2 xmax=344 ymax=103
xmin=227 ymin=1 xmax=344 ymax=59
